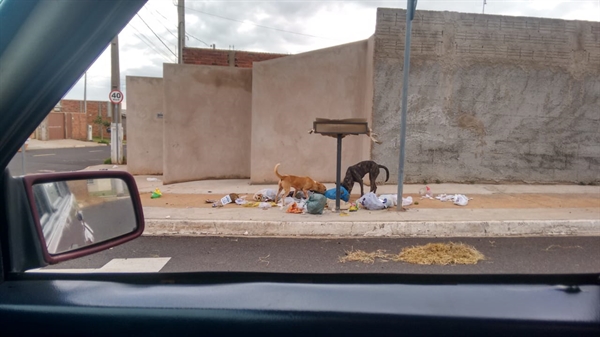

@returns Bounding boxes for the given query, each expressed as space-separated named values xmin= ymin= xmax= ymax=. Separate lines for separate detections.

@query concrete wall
xmin=251 ymin=40 xmax=374 ymax=183
xmin=126 ymin=76 xmax=164 ymax=175
xmin=163 ymin=64 xmax=252 ymax=184
xmin=372 ymin=8 xmax=600 ymax=184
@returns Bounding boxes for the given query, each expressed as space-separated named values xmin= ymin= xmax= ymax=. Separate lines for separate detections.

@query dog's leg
xmin=369 ymin=166 xmax=380 ymax=194
xmin=350 ymin=169 xmax=365 ymax=196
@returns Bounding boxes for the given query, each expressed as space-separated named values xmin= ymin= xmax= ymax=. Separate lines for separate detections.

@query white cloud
xmin=64 ymin=0 xmax=600 ymax=104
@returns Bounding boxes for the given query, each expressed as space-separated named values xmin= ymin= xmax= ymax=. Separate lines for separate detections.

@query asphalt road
xmin=46 ymin=236 xmax=600 ymax=274
xmin=7 ymin=146 xmax=125 ymax=176
xmin=81 ymin=198 xmax=137 ymax=243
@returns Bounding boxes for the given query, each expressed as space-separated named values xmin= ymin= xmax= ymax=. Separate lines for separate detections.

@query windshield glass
xmin=8 ymin=0 xmax=600 ymax=275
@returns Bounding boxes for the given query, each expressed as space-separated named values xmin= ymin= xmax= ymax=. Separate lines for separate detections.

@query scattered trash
xmin=349 ymin=203 xmax=358 ymax=212
xmin=436 ymin=194 xmax=470 ymax=206
xmin=254 ymin=189 xmax=277 ymax=202
xmin=146 ymin=177 xmax=160 ymax=182
xmin=327 ymin=199 xmax=351 ymax=210
xmin=212 ymin=202 xmax=223 ymax=208
xmin=402 ymin=196 xmax=413 ymax=206
xmin=258 ymin=202 xmax=272 ymax=210
xmin=165 ymin=215 xmax=171 ymax=219
xmin=235 ymin=197 xmax=247 ymax=205
xmin=419 ymin=186 xmax=434 ymax=199
xmin=220 ymin=194 xmax=233 ymax=206
xmin=229 ymin=193 xmax=240 ymax=201
xmin=324 ymin=186 xmax=350 ymax=202
xmin=244 ymin=231 xmax=249 ymax=235
xmin=151 ymin=188 xmax=162 ymax=199
xmin=281 ymin=196 xmax=296 ymax=207
xmin=453 ymin=194 xmax=469 ymax=206
xmin=112 ymin=165 xmax=118 ymax=169
xmin=306 ymin=193 xmax=327 ymax=214
xmin=356 ymin=192 xmax=386 ymax=210
xmin=286 ymin=202 xmax=304 ymax=214
xmin=208 ymin=190 xmax=212 ymax=193
xmin=287 ymin=190 xmax=306 ymax=199
xmin=339 ymin=212 xmax=349 ymax=216
xmin=379 ymin=194 xmax=398 ymax=208
xmin=205 ymin=199 xmax=217 ymax=204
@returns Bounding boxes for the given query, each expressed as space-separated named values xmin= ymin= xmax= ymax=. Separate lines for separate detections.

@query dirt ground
xmin=140 ymin=192 xmax=600 ymax=210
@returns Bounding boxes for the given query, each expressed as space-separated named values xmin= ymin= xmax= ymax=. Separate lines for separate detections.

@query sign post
xmin=109 ymin=89 xmax=124 ymax=164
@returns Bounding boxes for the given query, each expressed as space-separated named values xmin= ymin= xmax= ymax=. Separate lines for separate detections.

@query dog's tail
xmin=274 ymin=163 xmax=284 ymax=179
xmin=379 ymin=165 xmax=390 ymax=182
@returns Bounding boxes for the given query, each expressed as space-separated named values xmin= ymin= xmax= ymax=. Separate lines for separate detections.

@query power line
xmin=186 ymin=33 xmax=210 ymax=47
xmin=136 ymin=13 xmax=178 ymax=58
xmin=144 ymin=6 xmax=178 ymax=40
xmin=130 ymin=24 xmax=177 ymax=62
xmin=183 ymin=6 xmax=337 ymax=40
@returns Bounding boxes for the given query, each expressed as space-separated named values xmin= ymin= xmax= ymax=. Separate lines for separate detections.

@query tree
xmin=93 ymin=115 xmax=111 ymax=140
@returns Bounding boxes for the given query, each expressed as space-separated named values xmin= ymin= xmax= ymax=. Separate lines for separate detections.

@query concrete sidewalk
xmin=26 ymin=139 xmax=107 ymax=150
xmin=83 ymin=165 xmax=600 ymax=238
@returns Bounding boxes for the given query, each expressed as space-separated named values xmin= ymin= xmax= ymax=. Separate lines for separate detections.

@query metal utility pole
xmin=84 ymin=71 xmax=87 ymax=115
xmin=110 ymin=36 xmax=124 ymax=164
xmin=396 ymin=0 xmax=418 ymax=211
xmin=178 ymin=0 xmax=185 ymax=64
xmin=482 ymin=0 xmax=487 ymax=14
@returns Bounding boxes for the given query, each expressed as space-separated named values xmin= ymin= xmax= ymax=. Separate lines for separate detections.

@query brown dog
xmin=274 ymin=163 xmax=326 ymax=202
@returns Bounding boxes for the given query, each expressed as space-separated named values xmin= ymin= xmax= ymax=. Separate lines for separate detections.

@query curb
xmin=142 ymin=219 xmax=600 ymax=238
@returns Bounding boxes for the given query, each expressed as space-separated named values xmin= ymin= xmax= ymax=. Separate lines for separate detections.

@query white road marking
xmin=38 ymin=169 xmax=56 ymax=173
xmin=33 ymin=153 xmax=55 ymax=157
xmin=26 ymin=257 xmax=171 ymax=273
xmin=89 ymin=150 xmax=103 ymax=153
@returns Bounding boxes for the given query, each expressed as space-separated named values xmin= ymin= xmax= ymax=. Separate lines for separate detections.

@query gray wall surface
xmin=251 ymin=40 xmax=374 ymax=183
xmin=372 ymin=8 xmax=600 ymax=184
xmin=163 ymin=64 xmax=252 ymax=184
xmin=126 ymin=76 xmax=164 ymax=175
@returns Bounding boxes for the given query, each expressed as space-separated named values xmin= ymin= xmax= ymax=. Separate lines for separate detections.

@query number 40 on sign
xmin=109 ymin=89 xmax=124 ymax=104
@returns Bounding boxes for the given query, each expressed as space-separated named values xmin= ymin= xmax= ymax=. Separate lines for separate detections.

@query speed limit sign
xmin=109 ymin=89 xmax=124 ymax=104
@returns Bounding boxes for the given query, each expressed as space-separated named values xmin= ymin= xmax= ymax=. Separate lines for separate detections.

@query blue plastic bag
xmin=324 ymin=186 xmax=349 ymax=202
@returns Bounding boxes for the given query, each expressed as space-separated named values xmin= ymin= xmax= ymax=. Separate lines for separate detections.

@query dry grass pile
xmin=339 ymin=249 xmax=389 ymax=264
xmin=340 ymin=243 xmax=485 ymax=265
xmin=396 ymin=242 xmax=484 ymax=265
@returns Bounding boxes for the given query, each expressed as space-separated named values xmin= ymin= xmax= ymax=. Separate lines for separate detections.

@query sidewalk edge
xmin=142 ymin=219 xmax=600 ymax=237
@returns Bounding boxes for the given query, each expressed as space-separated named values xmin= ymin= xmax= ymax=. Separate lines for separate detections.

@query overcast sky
xmin=64 ymin=0 xmax=600 ymax=106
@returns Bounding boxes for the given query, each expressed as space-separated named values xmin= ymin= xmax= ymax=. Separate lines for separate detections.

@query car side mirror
xmin=23 ymin=171 xmax=144 ymax=264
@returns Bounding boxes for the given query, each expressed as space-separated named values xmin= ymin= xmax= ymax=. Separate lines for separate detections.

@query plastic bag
xmin=356 ymin=192 xmax=385 ymax=210
xmin=379 ymin=194 xmax=398 ymax=208
xmin=253 ymin=189 xmax=277 ymax=202
xmin=258 ymin=202 xmax=272 ymax=210
xmin=453 ymin=194 xmax=469 ymax=206
xmin=324 ymin=187 xmax=350 ymax=202
xmin=286 ymin=202 xmax=304 ymax=214
xmin=402 ymin=196 xmax=413 ymax=206
xmin=306 ymin=193 xmax=327 ymax=214
xmin=151 ymin=188 xmax=162 ymax=199
xmin=435 ymin=194 xmax=469 ymax=206
xmin=419 ymin=186 xmax=433 ymax=199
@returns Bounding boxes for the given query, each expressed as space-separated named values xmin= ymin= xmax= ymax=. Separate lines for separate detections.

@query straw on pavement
xmin=340 ymin=242 xmax=485 ymax=265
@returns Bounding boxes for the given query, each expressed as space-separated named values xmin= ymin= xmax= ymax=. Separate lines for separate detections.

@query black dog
xmin=341 ymin=160 xmax=389 ymax=196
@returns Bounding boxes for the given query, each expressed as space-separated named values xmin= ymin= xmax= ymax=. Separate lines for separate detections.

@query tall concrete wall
xmin=163 ymin=64 xmax=252 ymax=184
xmin=126 ymin=76 xmax=164 ymax=175
xmin=251 ymin=40 xmax=374 ymax=183
xmin=372 ymin=8 xmax=600 ymax=184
